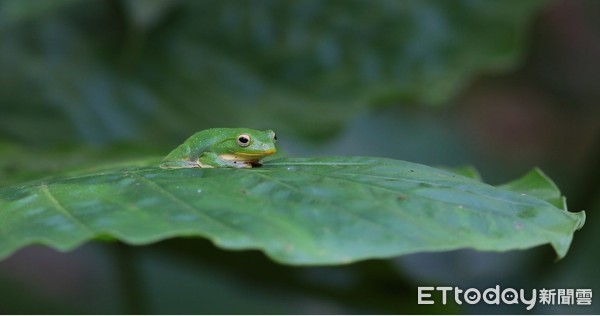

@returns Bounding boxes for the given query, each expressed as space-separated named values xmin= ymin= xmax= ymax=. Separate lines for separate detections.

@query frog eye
xmin=273 ymin=133 xmax=277 ymax=142
xmin=237 ymin=134 xmax=251 ymax=147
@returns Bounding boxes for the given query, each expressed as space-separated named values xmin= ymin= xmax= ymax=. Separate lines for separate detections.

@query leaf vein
xmin=39 ymin=184 xmax=95 ymax=234
xmin=131 ymin=174 xmax=247 ymax=237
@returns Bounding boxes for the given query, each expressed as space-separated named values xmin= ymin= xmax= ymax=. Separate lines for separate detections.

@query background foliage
xmin=0 ymin=0 xmax=598 ymax=314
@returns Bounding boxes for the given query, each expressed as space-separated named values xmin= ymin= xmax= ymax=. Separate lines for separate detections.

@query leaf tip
xmin=574 ymin=210 xmax=586 ymax=231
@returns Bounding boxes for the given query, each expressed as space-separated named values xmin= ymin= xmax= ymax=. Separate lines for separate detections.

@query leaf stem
xmin=113 ymin=242 xmax=146 ymax=314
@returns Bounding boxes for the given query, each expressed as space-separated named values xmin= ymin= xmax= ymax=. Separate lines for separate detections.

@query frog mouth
xmin=219 ymin=149 xmax=276 ymax=162
xmin=238 ymin=149 xmax=276 ymax=156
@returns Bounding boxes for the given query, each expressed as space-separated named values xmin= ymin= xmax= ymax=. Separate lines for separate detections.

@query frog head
xmin=215 ymin=128 xmax=277 ymax=163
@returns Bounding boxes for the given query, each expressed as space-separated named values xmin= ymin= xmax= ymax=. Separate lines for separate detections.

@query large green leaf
xmin=0 ymin=157 xmax=584 ymax=265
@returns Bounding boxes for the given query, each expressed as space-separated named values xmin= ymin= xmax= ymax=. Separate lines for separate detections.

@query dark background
xmin=0 ymin=0 xmax=598 ymax=313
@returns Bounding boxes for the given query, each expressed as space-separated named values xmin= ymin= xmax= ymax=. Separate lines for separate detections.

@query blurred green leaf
xmin=0 ymin=157 xmax=584 ymax=264
xmin=0 ymin=0 xmax=79 ymax=26
xmin=0 ymin=0 xmax=546 ymax=145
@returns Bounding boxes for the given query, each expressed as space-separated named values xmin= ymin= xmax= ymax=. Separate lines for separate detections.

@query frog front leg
xmin=198 ymin=152 xmax=252 ymax=168
xmin=159 ymin=160 xmax=201 ymax=169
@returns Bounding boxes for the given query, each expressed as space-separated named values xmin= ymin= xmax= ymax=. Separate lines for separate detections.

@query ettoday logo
xmin=418 ymin=286 xmax=592 ymax=310
xmin=419 ymin=286 xmax=536 ymax=311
